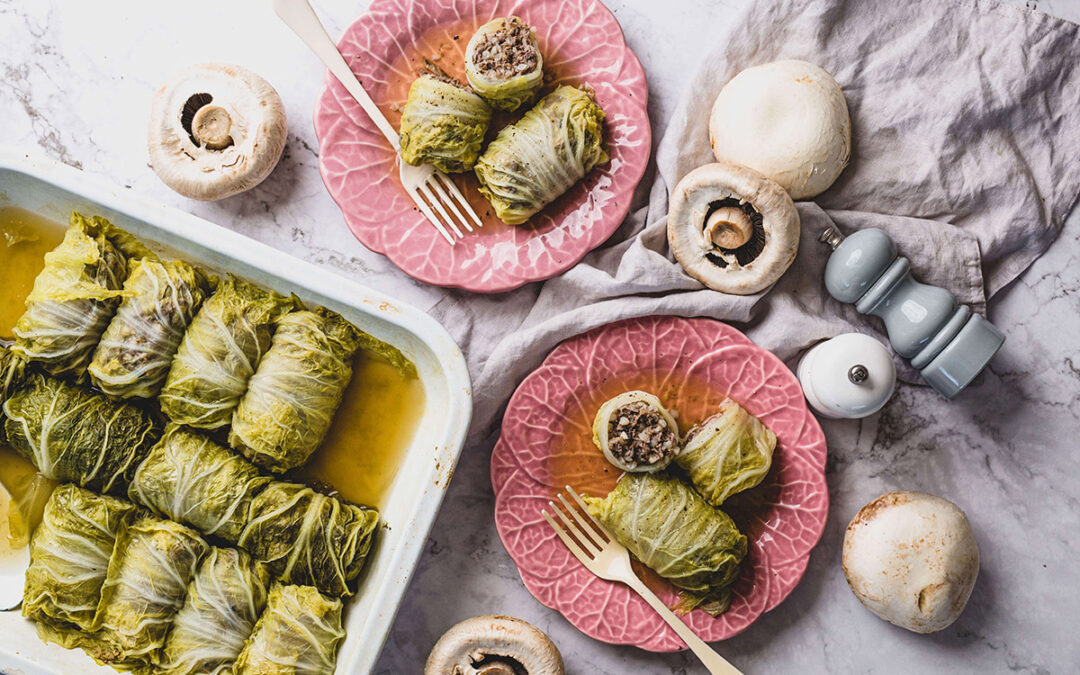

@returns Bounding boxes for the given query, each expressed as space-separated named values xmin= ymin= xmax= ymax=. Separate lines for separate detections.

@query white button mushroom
xmin=148 ymin=63 xmax=287 ymax=201
xmin=709 ymin=60 xmax=851 ymax=200
xmin=425 ymin=615 xmax=565 ymax=675
xmin=668 ymin=162 xmax=800 ymax=295
xmin=842 ymin=491 xmax=980 ymax=634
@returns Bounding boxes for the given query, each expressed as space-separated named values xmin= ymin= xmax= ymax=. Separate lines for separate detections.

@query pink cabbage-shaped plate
xmin=491 ymin=315 xmax=829 ymax=650
xmin=313 ymin=0 xmax=650 ymax=293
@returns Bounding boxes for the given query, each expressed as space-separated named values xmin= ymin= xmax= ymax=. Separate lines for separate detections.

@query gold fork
xmin=543 ymin=486 xmax=744 ymax=675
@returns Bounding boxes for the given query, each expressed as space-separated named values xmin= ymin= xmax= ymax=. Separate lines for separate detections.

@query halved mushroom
xmin=425 ymin=615 xmax=564 ymax=675
xmin=149 ymin=63 xmax=287 ymax=201
xmin=709 ymin=60 xmax=850 ymax=200
xmin=668 ymin=162 xmax=800 ymax=295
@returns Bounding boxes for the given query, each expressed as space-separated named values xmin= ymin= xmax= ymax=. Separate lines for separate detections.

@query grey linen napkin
xmin=439 ymin=0 xmax=1080 ymax=439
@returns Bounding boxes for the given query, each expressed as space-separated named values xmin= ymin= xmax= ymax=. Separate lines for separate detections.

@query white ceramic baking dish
xmin=0 ymin=149 xmax=472 ymax=674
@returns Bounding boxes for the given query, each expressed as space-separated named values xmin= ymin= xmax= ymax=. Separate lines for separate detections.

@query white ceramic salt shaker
xmin=797 ymin=333 xmax=896 ymax=419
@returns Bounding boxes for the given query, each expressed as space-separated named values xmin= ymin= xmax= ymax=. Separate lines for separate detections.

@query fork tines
xmin=542 ymin=486 xmax=611 ymax=561
xmin=409 ymin=172 xmax=483 ymax=246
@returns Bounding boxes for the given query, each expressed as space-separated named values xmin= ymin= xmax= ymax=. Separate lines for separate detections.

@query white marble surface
xmin=3 ymin=0 xmax=1080 ymax=673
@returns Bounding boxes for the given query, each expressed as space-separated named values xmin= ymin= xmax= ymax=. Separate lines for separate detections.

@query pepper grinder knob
xmin=798 ymin=334 xmax=896 ymax=419
xmin=820 ymin=226 xmax=1004 ymax=399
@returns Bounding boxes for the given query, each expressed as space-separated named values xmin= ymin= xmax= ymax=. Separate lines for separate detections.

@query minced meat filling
xmin=419 ymin=59 xmax=469 ymax=90
xmin=470 ymin=18 xmax=539 ymax=79
xmin=606 ymin=401 xmax=678 ymax=467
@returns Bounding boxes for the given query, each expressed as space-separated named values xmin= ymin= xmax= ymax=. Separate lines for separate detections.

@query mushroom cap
xmin=842 ymin=491 xmax=980 ymax=634
xmin=149 ymin=63 xmax=287 ymax=201
xmin=667 ymin=162 xmax=800 ymax=295
xmin=709 ymin=60 xmax=850 ymax=200
xmin=425 ymin=615 xmax=565 ymax=675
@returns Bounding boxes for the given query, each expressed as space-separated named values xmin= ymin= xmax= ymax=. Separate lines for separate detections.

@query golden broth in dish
xmin=0 ymin=207 xmax=425 ymax=525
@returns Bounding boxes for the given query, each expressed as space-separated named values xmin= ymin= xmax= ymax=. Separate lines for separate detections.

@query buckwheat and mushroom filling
xmin=470 ymin=18 xmax=539 ymax=80
xmin=606 ymin=401 xmax=679 ymax=467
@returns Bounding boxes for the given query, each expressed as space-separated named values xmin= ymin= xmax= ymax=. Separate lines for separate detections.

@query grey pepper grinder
xmin=820 ymin=226 xmax=1004 ymax=399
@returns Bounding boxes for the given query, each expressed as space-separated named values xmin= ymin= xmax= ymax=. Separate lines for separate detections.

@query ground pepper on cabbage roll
xmin=237 ymin=481 xmax=378 ymax=598
xmin=3 ymin=373 xmax=159 ymax=495
xmin=474 ymin=85 xmax=608 ymax=224
xmin=92 ymin=516 xmax=208 ymax=669
xmin=22 ymin=484 xmax=140 ymax=635
xmin=11 ymin=211 xmax=150 ymax=379
xmin=676 ymin=398 xmax=776 ymax=507
xmin=229 ymin=307 xmax=362 ymax=473
xmin=464 ymin=16 xmax=544 ymax=112
xmin=399 ymin=63 xmax=493 ymax=174
xmin=160 ymin=276 xmax=294 ymax=430
xmin=88 ymin=257 xmax=212 ymax=399
xmin=159 ymin=547 xmax=270 ymax=675
xmin=0 ymin=344 xmax=27 ymax=445
xmin=234 ymin=583 xmax=345 ymax=675
xmin=129 ymin=425 xmax=271 ymax=543
xmin=585 ymin=472 xmax=747 ymax=615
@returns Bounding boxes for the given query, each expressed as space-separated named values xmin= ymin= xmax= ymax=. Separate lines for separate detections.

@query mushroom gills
xmin=703 ymin=198 xmax=766 ymax=267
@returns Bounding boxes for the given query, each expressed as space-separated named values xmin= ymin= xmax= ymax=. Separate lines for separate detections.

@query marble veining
xmin=2 ymin=1 xmax=1079 ymax=673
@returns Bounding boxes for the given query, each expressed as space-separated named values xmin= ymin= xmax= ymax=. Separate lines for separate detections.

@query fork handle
xmin=623 ymin=575 xmax=743 ymax=675
xmin=273 ymin=0 xmax=401 ymax=150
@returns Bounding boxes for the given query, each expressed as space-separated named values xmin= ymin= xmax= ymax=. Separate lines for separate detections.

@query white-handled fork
xmin=273 ymin=0 xmax=483 ymax=245
xmin=543 ymin=486 xmax=744 ymax=675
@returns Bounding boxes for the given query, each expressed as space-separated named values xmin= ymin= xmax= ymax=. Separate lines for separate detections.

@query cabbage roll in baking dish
xmin=229 ymin=307 xmax=362 ymax=473
xmin=160 ymin=276 xmax=294 ymax=430
xmin=676 ymin=398 xmax=776 ymax=507
xmin=585 ymin=472 xmax=747 ymax=615
xmin=129 ymin=425 xmax=271 ymax=544
xmin=11 ymin=212 xmax=150 ymax=379
xmin=474 ymin=85 xmax=608 ymax=225
xmin=234 ymin=583 xmax=345 ymax=675
xmin=238 ymin=481 xmax=378 ymax=598
xmin=159 ymin=547 xmax=270 ymax=675
xmin=465 ymin=16 xmax=544 ymax=112
xmin=3 ymin=373 xmax=159 ymax=495
xmin=88 ymin=257 xmax=212 ymax=399
xmin=399 ymin=63 xmax=493 ymax=174
xmin=22 ymin=484 xmax=139 ymax=635
xmin=0 ymin=344 xmax=26 ymax=444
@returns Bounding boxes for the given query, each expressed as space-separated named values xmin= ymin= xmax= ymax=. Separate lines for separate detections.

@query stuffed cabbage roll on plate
xmin=22 ymin=484 xmax=139 ymax=635
xmin=676 ymin=398 xmax=777 ymax=507
xmin=234 ymin=583 xmax=345 ymax=675
xmin=474 ymin=85 xmax=608 ymax=225
xmin=160 ymin=276 xmax=293 ymax=429
xmin=399 ymin=63 xmax=492 ymax=174
xmin=238 ymin=481 xmax=378 ymax=597
xmin=159 ymin=547 xmax=270 ymax=675
xmin=88 ymin=257 xmax=212 ymax=399
xmin=229 ymin=307 xmax=362 ymax=473
xmin=3 ymin=373 xmax=159 ymax=495
xmin=129 ymin=425 xmax=271 ymax=543
xmin=464 ymin=16 xmax=544 ymax=112
xmin=585 ymin=472 xmax=747 ymax=615
xmin=11 ymin=211 xmax=149 ymax=378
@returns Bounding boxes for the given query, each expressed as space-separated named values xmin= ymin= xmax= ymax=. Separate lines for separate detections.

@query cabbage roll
xmin=3 ymin=373 xmax=159 ymax=495
xmin=160 ymin=547 xmax=270 ymax=675
xmin=585 ymin=473 xmax=747 ymax=615
xmin=129 ymin=426 xmax=271 ymax=543
xmin=238 ymin=482 xmax=378 ymax=597
xmin=22 ymin=484 xmax=139 ymax=633
xmin=93 ymin=516 xmax=208 ymax=669
xmin=474 ymin=85 xmax=608 ymax=224
xmin=89 ymin=257 xmax=212 ymax=399
xmin=229 ymin=307 xmax=362 ymax=473
xmin=676 ymin=399 xmax=777 ymax=507
xmin=234 ymin=583 xmax=345 ymax=675
xmin=399 ymin=65 xmax=492 ymax=174
xmin=0 ymin=344 xmax=26 ymax=444
xmin=160 ymin=277 xmax=294 ymax=429
xmin=11 ymin=211 xmax=149 ymax=378
xmin=464 ymin=16 xmax=543 ymax=112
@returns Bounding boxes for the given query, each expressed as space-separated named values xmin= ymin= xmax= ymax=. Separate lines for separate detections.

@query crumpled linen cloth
xmin=430 ymin=0 xmax=1080 ymax=440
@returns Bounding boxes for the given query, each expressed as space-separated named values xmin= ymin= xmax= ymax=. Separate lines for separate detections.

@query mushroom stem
xmin=705 ymin=206 xmax=753 ymax=249
xmin=191 ymin=105 xmax=234 ymax=150
xmin=476 ymin=663 xmax=519 ymax=675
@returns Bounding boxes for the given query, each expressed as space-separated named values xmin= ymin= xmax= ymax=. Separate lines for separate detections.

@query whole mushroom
xmin=668 ymin=162 xmax=800 ymax=295
xmin=149 ymin=63 xmax=287 ymax=201
xmin=842 ymin=491 xmax=980 ymax=634
xmin=425 ymin=615 xmax=564 ymax=675
xmin=709 ymin=60 xmax=850 ymax=200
